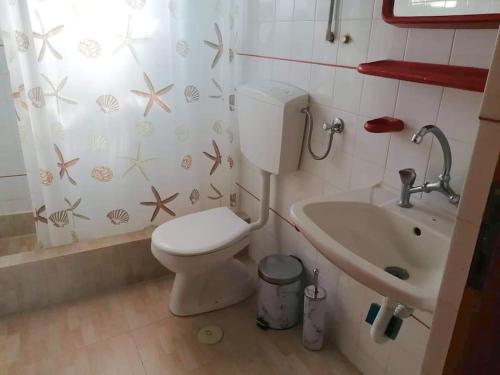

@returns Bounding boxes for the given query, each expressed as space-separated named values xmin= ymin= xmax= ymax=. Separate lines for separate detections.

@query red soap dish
xmin=364 ymin=117 xmax=404 ymax=133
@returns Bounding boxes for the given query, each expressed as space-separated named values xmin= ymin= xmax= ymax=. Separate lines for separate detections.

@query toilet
xmin=151 ymin=81 xmax=308 ymax=316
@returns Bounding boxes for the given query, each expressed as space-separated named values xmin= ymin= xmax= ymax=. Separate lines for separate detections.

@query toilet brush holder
xmin=302 ymin=268 xmax=327 ymax=351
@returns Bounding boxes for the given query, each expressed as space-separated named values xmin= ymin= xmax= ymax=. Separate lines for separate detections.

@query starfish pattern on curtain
xmin=0 ymin=0 xmax=242 ymax=247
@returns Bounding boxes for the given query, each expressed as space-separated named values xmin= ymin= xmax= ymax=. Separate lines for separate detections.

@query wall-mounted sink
xmin=290 ymin=185 xmax=454 ymax=312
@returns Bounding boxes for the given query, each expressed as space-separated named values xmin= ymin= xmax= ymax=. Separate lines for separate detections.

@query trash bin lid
xmin=258 ymin=255 xmax=303 ymax=285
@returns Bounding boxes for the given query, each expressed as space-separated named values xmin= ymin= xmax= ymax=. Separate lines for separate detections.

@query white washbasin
xmin=290 ymin=184 xmax=454 ymax=312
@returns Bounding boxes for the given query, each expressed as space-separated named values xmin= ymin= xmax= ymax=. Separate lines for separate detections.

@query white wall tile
xmin=332 ymin=68 xmax=363 ymax=113
xmin=300 ymin=139 xmax=328 ymax=177
xmin=272 ymin=21 xmax=293 ymax=57
xmin=293 ymin=0 xmax=316 ymax=21
xmin=275 ymin=0 xmax=294 ymax=21
xmin=2 ymin=198 xmax=32 ymax=215
xmin=0 ymin=49 xmax=29 ymax=215
xmin=373 ymin=0 xmax=383 ymax=19
xmin=354 ymin=350 xmax=386 ymax=375
xmin=322 ymin=180 xmax=343 ymax=195
xmin=242 ymin=22 xmax=260 ymax=54
xmin=246 ymin=1 xmax=260 ymax=22
xmin=0 ymin=98 xmax=17 ymax=125
xmin=350 ymin=158 xmax=384 ymax=189
xmin=309 ymin=64 xmax=335 ymax=105
xmin=239 ymin=185 xmax=258 ymax=221
xmin=359 ymin=75 xmax=399 ymax=118
xmin=436 ymin=88 xmax=482 ymax=143
xmin=315 ymin=0 xmax=330 ymax=21
xmin=405 ymin=28 xmax=455 ymax=64
xmin=413 ymin=310 xmax=433 ymax=327
xmin=271 ymin=59 xmax=291 ymax=82
xmin=394 ymin=81 xmax=443 ymax=130
xmin=0 ymin=74 xmax=12 ymax=102
xmin=240 ymin=55 xmax=273 ymax=81
xmin=0 ymin=152 xmax=26 ymax=175
xmin=337 ymin=19 xmax=372 ymax=66
xmin=309 ymin=102 xmax=334 ymax=145
xmin=387 ymin=344 xmax=424 ymax=375
xmin=269 ymin=170 xmax=323 ymax=221
xmin=0 ymin=176 xmax=28 ymax=198
xmin=263 ymin=208 xmax=299 ymax=253
xmin=367 ymin=19 xmax=408 ymax=61
xmin=354 ymin=118 xmax=391 ymax=167
xmin=341 ymin=0 xmax=375 ymax=20
xmin=288 ymin=61 xmax=312 ymax=90
xmin=0 ymin=47 xmax=8 ymax=74
xmin=331 ymin=273 xmax=365 ymax=362
xmin=357 ymin=321 xmax=393 ymax=372
xmin=397 ymin=316 xmax=430 ymax=363
xmin=296 ymin=231 xmax=318 ymax=277
xmin=0 ymin=176 xmax=31 ymax=215
xmin=316 ymin=250 xmax=340 ymax=286
xmin=257 ymin=22 xmax=276 ymax=55
xmin=312 ymin=21 xmax=338 ymax=63
xmin=384 ymin=129 xmax=432 ymax=188
xmin=331 ymin=108 xmax=357 ymax=154
xmin=238 ymin=154 xmax=260 ymax=197
xmin=324 ymin=149 xmax=353 ymax=191
xmin=249 ymin=226 xmax=281 ymax=262
xmin=290 ymin=21 xmax=315 ymax=60
xmin=258 ymin=0 xmax=277 ymax=22
xmin=450 ymin=29 xmax=498 ymax=69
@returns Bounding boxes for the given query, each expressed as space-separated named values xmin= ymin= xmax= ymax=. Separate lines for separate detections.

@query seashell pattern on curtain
xmin=0 ymin=0 xmax=242 ymax=248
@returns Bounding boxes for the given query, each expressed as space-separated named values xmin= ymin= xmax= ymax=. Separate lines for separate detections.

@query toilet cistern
xmin=398 ymin=125 xmax=460 ymax=208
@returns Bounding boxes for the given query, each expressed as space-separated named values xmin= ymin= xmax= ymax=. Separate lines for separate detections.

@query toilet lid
xmin=152 ymin=207 xmax=251 ymax=256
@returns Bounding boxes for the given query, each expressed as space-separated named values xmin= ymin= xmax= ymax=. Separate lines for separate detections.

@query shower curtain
xmin=0 ymin=0 xmax=242 ymax=248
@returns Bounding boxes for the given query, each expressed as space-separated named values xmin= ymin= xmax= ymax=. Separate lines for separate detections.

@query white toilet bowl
xmin=151 ymin=81 xmax=308 ymax=316
xmin=151 ymin=207 xmax=254 ymax=316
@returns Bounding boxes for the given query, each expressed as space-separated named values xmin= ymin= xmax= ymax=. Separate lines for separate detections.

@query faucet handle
xmin=399 ymin=168 xmax=416 ymax=187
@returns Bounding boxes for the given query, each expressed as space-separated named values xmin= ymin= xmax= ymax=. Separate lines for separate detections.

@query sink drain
xmin=384 ymin=266 xmax=410 ymax=280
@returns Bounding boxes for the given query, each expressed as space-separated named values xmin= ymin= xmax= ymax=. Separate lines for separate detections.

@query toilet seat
xmin=152 ymin=207 xmax=250 ymax=257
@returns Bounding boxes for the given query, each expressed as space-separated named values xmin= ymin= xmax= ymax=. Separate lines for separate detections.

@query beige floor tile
xmin=0 ymin=346 xmax=92 ymax=375
xmin=84 ymin=333 xmax=145 ymax=375
xmin=0 ymin=276 xmax=360 ymax=375
xmin=118 ymin=277 xmax=172 ymax=331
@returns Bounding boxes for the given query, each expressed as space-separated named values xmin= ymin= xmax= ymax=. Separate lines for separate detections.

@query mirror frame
xmin=382 ymin=0 xmax=500 ymax=28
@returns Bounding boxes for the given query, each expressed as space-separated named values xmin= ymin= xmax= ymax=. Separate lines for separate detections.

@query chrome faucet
xmin=398 ymin=125 xmax=460 ymax=208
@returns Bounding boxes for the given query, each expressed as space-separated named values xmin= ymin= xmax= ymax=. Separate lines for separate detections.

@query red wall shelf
xmin=357 ymin=60 xmax=489 ymax=93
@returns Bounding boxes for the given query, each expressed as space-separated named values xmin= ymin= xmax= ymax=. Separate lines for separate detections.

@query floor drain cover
xmin=384 ymin=266 xmax=410 ymax=280
xmin=197 ymin=325 xmax=224 ymax=345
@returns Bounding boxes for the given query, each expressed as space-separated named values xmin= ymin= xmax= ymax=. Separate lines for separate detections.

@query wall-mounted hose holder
xmin=364 ymin=117 xmax=404 ymax=133
xmin=300 ymin=107 xmax=344 ymax=162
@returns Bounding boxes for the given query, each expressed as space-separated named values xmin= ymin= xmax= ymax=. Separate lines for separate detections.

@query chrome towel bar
xmin=325 ymin=0 xmax=339 ymax=43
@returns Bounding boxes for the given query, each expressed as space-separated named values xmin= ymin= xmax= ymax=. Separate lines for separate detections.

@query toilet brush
xmin=303 ymin=268 xmax=327 ymax=350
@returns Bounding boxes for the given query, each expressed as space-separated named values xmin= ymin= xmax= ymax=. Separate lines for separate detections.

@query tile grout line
xmin=237 ymin=52 xmax=358 ymax=70
xmin=130 ymin=325 xmax=150 ymax=375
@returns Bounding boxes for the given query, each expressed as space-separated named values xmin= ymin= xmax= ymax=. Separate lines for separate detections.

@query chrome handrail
xmin=325 ymin=0 xmax=338 ymax=43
